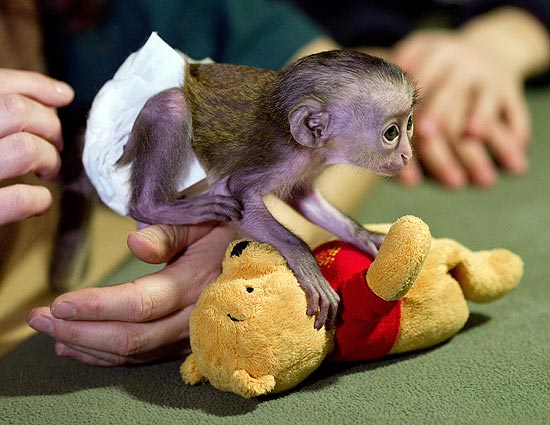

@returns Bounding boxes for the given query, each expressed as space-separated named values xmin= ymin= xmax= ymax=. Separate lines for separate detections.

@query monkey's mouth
xmin=227 ymin=313 xmax=243 ymax=322
xmin=378 ymin=162 xmax=404 ymax=176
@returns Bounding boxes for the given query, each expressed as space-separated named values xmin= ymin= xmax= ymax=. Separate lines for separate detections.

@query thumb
xmin=127 ymin=223 xmax=216 ymax=264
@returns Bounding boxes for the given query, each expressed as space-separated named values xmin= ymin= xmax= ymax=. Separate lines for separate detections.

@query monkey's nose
xmin=401 ymin=153 xmax=410 ymax=164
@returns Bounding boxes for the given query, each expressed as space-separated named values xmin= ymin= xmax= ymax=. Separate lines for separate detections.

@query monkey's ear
xmin=289 ymin=102 xmax=331 ymax=148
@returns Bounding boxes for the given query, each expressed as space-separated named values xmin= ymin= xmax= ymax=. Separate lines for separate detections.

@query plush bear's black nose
xmin=231 ymin=240 xmax=251 ymax=257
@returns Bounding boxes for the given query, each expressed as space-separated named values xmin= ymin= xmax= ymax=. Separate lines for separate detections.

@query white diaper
xmin=82 ymin=32 xmax=208 ymax=216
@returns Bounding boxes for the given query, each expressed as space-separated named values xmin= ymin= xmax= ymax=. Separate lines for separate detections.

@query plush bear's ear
xmin=231 ymin=240 xmax=251 ymax=257
xmin=289 ymin=99 xmax=331 ymax=148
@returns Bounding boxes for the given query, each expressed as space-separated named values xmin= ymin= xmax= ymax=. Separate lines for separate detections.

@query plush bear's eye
xmin=246 ymin=287 xmax=254 ymax=293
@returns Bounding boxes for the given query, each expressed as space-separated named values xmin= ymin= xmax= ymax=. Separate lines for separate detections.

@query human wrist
xmin=459 ymin=7 xmax=550 ymax=81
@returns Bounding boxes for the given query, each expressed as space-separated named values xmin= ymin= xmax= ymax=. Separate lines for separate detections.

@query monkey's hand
xmin=234 ymin=195 xmax=340 ymax=329
xmin=289 ymin=187 xmax=385 ymax=258
xmin=348 ymin=228 xmax=386 ymax=258
xmin=289 ymin=255 xmax=341 ymax=330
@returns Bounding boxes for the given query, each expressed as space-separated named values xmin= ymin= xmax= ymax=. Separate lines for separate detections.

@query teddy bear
xmin=180 ymin=215 xmax=523 ymax=398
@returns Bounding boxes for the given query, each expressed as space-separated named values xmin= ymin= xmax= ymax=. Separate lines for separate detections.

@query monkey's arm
xmin=235 ymin=193 xmax=339 ymax=329
xmin=289 ymin=186 xmax=385 ymax=257
xmin=266 ymin=166 xmax=378 ymax=248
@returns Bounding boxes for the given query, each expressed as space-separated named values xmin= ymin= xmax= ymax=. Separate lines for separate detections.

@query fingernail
xmin=55 ymin=342 xmax=71 ymax=357
xmin=28 ymin=315 xmax=54 ymax=336
xmin=51 ymin=301 xmax=76 ymax=319
xmin=55 ymin=81 xmax=74 ymax=97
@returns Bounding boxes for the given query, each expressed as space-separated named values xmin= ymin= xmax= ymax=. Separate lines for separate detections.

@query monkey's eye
xmin=245 ymin=287 xmax=254 ymax=293
xmin=383 ymin=124 xmax=399 ymax=143
xmin=407 ymin=115 xmax=413 ymax=132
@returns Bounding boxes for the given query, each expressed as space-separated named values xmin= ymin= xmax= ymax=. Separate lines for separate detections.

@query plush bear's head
xmin=187 ymin=240 xmax=334 ymax=396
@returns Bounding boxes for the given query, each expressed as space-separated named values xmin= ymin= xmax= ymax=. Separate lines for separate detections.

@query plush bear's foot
xmin=453 ymin=248 xmax=523 ymax=303
xmin=366 ymin=216 xmax=431 ymax=301
xmin=181 ymin=354 xmax=207 ymax=385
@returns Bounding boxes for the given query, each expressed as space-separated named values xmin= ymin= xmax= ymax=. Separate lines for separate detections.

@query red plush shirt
xmin=314 ymin=241 xmax=401 ymax=363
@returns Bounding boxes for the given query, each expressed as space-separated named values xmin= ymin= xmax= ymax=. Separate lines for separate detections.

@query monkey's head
xmin=274 ymin=50 xmax=418 ymax=176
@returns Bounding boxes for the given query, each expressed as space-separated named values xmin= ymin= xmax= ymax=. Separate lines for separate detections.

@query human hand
xmin=393 ymin=30 xmax=530 ymax=188
xmin=0 ymin=69 xmax=74 ymax=223
xmin=27 ymin=223 xmax=236 ymax=366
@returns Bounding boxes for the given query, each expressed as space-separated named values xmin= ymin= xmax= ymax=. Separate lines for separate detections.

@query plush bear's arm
xmin=230 ymin=370 xmax=276 ymax=398
xmin=180 ymin=354 xmax=207 ymax=385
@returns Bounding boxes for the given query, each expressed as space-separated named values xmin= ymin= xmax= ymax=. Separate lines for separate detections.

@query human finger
xmin=501 ymin=84 xmax=531 ymax=150
xmin=466 ymin=88 xmax=528 ymax=175
xmin=454 ymin=138 xmax=498 ymax=188
xmin=486 ymin=121 xmax=529 ymax=175
xmin=28 ymin=306 xmax=193 ymax=363
xmin=0 ymin=68 xmax=74 ymax=107
xmin=0 ymin=132 xmax=61 ymax=181
xmin=127 ymin=222 xmax=217 ymax=264
xmin=0 ymin=184 xmax=52 ymax=224
xmin=55 ymin=336 xmax=191 ymax=366
xmin=0 ymin=94 xmax=64 ymax=150
xmin=395 ymin=157 xmax=424 ymax=186
xmin=414 ymin=123 xmax=467 ymax=188
xmin=465 ymin=85 xmax=497 ymax=139
xmin=55 ymin=342 xmax=119 ymax=367
xmin=468 ymin=82 xmax=530 ymax=149
xmin=49 ymin=225 xmax=234 ymax=322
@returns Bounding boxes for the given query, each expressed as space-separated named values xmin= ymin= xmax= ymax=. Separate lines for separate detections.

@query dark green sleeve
xmin=46 ymin=0 xmax=325 ymax=105
xmin=214 ymin=0 xmax=326 ymax=68
xmin=139 ymin=0 xmax=325 ymax=69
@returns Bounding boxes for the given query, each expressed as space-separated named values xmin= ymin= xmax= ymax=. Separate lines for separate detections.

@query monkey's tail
xmin=49 ymin=133 xmax=96 ymax=293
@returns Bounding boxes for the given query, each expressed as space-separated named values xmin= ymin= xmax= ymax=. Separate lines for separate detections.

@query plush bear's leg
xmin=390 ymin=238 xmax=522 ymax=354
xmin=390 ymin=239 xmax=471 ymax=354
xmin=180 ymin=354 xmax=207 ymax=385
xmin=366 ymin=215 xmax=431 ymax=301
xmin=451 ymin=247 xmax=523 ymax=303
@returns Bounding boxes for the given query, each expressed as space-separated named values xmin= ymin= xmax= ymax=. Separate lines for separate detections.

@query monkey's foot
xmin=130 ymin=195 xmax=242 ymax=225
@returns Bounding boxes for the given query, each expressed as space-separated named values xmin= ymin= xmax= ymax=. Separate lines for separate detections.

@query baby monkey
xmin=118 ymin=50 xmax=417 ymax=329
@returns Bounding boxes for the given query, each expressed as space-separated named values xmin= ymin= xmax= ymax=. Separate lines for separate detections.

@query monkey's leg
xmin=129 ymin=192 xmax=242 ymax=225
xmin=235 ymin=194 xmax=340 ymax=329
xmin=289 ymin=186 xmax=384 ymax=257
xmin=121 ymin=89 xmax=241 ymax=225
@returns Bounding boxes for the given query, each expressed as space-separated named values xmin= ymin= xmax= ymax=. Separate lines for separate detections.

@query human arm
xmin=393 ymin=6 xmax=550 ymax=188
xmin=0 ymin=69 xmax=74 ymax=223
